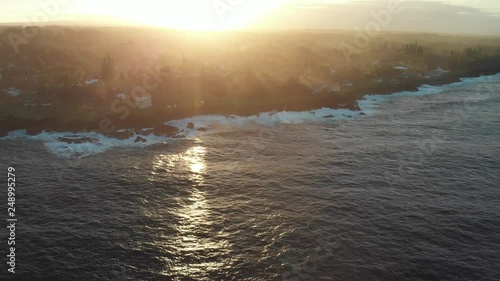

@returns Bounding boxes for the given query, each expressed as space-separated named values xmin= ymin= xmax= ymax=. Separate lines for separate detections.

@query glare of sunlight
xmin=150 ymin=145 xmax=232 ymax=278
xmin=184 ymin=146 xmax=206 ymax=175
xmin=73 ymin=0 xmax=286 ymax=31
xmin=151 ymin=143 xmax=207 ymax=184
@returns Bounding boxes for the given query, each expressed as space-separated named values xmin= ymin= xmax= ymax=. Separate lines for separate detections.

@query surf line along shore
xmin=0 ymin=68 xmax=499 ymax=139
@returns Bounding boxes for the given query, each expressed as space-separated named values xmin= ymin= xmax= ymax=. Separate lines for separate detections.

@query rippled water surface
xmin=1 ymin=75 xmax=500 ymax=280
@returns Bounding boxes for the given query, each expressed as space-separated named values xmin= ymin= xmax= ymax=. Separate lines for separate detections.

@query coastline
xmin=1 ymin=68 xmax=499 ymax=140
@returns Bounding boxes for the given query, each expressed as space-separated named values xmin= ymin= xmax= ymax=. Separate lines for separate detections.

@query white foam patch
xmin=167 ymin=107 xmax=361 ymax=139
xmin=1 ymin=130 xmax=171 ymax=159
xmin=2 ymin=73 xmax=499 ymax=158
xmin=365 ymin=73 xmax=500 ymax=101
xmin=359 ymin=72 xmax=500 ymax=112
xmin=167 ymin=73 xmax=500 ymax=138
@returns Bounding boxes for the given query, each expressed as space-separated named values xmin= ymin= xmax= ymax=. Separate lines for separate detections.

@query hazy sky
xmin=1 ymin=0 xmax=500 ymax=35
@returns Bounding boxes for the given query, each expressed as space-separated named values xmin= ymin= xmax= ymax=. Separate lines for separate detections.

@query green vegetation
xmin=1 ymin=26 xmax=500 ymax=134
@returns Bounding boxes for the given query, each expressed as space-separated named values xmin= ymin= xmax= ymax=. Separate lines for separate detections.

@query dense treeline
xmin=1 ymin=26 xmax=500 ymax=134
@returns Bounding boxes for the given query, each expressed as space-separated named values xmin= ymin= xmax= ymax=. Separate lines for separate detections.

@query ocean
xmin=1 ymin=74 xmax=499 ymax=280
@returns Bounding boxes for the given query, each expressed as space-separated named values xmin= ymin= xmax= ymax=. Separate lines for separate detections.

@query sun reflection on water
xmin=184 ymin=146 xmax=206 ymax=183
xmin=152 ymin=143 xmax=207 ymax=185
xmin=151 ymin=142 xmax=232 ymax=278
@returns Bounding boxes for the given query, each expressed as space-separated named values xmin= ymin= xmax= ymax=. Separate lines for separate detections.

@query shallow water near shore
xmin=3 ymin=73 xmax=499 ymax=159
xmin=1 ymin=73 xmax=499 ymax=280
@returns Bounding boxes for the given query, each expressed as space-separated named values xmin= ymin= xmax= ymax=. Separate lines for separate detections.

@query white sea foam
xmin=1 ymin=130 xmax=172 ymax=159
xmin=167 ymin=73 xmax=500 ymax=138
xmin=168 ymin=107 xmax=361 ymax=139
xmin=2 ymin=73 xmax=498 ymax=158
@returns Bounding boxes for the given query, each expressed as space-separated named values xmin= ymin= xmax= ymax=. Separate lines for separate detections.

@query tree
xmin=101 ymin=53 xmax=115 ymax=84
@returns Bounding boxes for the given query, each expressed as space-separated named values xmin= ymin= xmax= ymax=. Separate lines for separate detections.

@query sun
xmin=76 ymin=0 xmax=285 ymax=31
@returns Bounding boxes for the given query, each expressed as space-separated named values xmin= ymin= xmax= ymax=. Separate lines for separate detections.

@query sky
xmin=1 ymin=0 xmax=500 ymax=35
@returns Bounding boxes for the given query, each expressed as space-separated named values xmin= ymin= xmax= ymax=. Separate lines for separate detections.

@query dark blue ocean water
xmin=1 ymin=74 xmax=499 ymax=280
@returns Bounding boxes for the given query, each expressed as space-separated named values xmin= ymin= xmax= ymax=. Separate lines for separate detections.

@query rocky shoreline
xmin=1 ymin=69 xmax=498 ymax=141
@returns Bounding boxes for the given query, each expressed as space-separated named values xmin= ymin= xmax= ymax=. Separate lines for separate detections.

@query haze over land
xmin=1 ymin=0 xmax=500 ymax=35
xmin=1 ymin=2 xmax=500 ymax=280
xmin=1 ymin=0 xmax=500 ymax=136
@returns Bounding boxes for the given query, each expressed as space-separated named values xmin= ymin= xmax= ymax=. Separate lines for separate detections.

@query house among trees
xmin=134 ymin=93 xmax=152 ymax=110
xmin=85 ymin=79 xmax=99 ymax=85
xmin=6 ymin=88 xmax=22 ymax=97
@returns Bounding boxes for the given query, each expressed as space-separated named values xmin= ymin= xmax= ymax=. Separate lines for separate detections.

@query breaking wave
xmin=1 ymin=73 xmax=498 ymax=159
